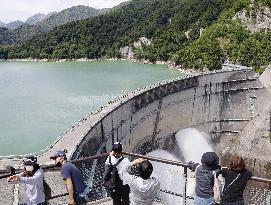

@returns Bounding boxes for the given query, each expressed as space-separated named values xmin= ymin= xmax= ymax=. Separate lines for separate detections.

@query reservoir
xmin=0 ymin=60 xmax=180 ymax=155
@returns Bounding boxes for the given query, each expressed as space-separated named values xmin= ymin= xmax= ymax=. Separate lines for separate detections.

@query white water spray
xmin=175 ymin=128 xmax=213 ymax=163
xmin=147 ymin=150 xmax=183 ymax=204
xmin=147 ymin=128 xmax=214 ymax=205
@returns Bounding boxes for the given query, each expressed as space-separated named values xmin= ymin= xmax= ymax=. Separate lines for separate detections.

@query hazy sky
xmin=0 ymin=0 xmax=128 ymax=23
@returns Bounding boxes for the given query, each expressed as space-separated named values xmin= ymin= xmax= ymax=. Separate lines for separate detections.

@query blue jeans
xmin=195 ymin=195 xmax=215 ymax=205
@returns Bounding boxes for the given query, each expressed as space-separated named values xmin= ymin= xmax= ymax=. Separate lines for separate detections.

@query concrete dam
xmin=66 ymin=65 xmax=271 ymax=176
xmin=1 ymin=65 xmax=271 ymax=204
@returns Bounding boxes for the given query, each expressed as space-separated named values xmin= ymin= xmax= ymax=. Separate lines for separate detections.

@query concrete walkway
xmin=88 ymin=198 xmax=112 ymax=205
xmin=87 ymin=198 xmax=163 ymax=205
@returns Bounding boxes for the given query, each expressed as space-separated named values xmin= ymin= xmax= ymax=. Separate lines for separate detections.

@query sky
xmin=0 ymin=0 xmax=128 ymax=23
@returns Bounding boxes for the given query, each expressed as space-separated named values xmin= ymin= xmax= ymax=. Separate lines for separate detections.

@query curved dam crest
xmin=1 ymin=65 xmax=271 ymax=179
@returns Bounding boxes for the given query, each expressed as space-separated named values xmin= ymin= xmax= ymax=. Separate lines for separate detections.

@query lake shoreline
xmin=0 ymin=58 xmax=203 ymax=74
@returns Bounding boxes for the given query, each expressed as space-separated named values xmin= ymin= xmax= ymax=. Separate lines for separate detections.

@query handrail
xmin=122 ymin=152 xmax=188 ymax=167
xmin=1 ymin=152 xmax=271 ymax=188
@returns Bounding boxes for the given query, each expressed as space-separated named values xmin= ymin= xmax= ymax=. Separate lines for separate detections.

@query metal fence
xmin=0 ymin=152 xmax=271 ymax=205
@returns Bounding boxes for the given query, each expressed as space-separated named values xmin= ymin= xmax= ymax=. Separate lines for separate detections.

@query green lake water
xmin=0 ymin=61 xmax=181 ymax=156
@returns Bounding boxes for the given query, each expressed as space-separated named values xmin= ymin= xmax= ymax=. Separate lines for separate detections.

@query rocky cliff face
xmin=260 ymin=66 xmax=271 ymax=89
xmin=222 ymin=66 xmax=271 ymax=177
xmin=234 ymin=6 xmax=271 ymax=33
xmin=120 ymin=37 xmax=151 ymax=59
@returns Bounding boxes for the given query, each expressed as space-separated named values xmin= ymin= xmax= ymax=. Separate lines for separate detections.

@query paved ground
xmin=88 ymin=198 xmax=112 ymax=205
xmin=88 ymin=199 xmax=164 ymax=205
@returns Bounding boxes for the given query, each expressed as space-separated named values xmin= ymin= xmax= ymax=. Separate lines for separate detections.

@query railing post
xmin=267 ymin=184 xmax=271 ymax=205
xmin=267 ymin=192 xmax=271 ymax=205
xmin=183 ymin=166 xmax=188 ymax=205
xmin=10 ymin=167 xmax=15 ymax=175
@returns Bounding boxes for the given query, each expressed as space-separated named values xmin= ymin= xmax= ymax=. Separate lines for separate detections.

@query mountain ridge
xmin=0 ymin=5 xmax=109 ymax=44
xmin=0 ymin=0 xmax=270 ymax=72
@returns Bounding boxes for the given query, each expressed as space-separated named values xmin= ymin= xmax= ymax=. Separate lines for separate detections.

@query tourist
xmin=104 ymin=142 xmax=131 ymax=205
xmin=50 ymin=149 xmax=91 ymax=205
xmin=122 ymin=159 xmax=160 ymax=205
xmin=187 ymin=152 xmax=221 ymax=205
xmin=7 ymin=156 xmax=46 ymax=205
xmin=219 ymin=155 xmax=252 ymax=205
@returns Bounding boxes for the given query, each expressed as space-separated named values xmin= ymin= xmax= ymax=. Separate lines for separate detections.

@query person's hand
xmin=7 ymin=175 xmax=19 ymax=182
xmin=7 ymin=176 xmax=13 ymax=183
xmin=110 ymin=151 xmax=115 ymax=156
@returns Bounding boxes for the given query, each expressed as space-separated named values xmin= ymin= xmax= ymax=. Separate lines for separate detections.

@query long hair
xmin=229 ymin=155 xmax=246 ymax=172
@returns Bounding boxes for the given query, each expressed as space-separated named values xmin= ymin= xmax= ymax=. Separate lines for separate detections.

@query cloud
xmin=0 ymin=0 xmax=128 ymax=23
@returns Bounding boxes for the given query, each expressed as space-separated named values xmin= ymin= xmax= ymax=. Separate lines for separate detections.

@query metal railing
xmin=1 ymin=152 xmax=271 ymax=205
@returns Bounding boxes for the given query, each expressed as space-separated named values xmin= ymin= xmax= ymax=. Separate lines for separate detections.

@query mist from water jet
xmin=176 ymin=128 xmax=213 ymax=163
xmin=147 ymin=128 xmax=214 ymax=205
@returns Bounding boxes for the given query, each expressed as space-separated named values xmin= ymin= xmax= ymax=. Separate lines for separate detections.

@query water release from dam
xmin=148 ymin=128 xmax=214 ymax=204
xmin=0 ymin=60 xmax=180 ymax=156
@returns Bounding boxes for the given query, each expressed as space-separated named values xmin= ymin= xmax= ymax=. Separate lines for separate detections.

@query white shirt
xmin=19 ymin=169 xmax=45 ymax=205
xmin=105 ymin=155 xmax=130 ymax=182
xmin=122 ymin=164 xmax=160 ymax=205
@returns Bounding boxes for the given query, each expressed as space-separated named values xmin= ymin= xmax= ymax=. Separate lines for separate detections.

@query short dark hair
xmin=230 ymin=155 xmax=246 ymax=172
xmin=138 ymin=160 xmax=153 ymax=180
xmin=112 ymin=142 xmax=122 ymax=154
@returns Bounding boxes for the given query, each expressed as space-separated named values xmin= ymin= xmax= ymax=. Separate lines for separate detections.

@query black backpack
xmin=103 ymin=156 xmax=124 ymax=191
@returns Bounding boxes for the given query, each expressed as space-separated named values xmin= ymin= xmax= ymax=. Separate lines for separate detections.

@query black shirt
xmin=221 ymin=168 xmax=252 ymax=202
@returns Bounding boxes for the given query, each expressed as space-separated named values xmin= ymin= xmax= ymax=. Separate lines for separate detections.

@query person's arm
xmin=122 ymin=158 xmax=144 ymax=185
xmin=7 ymin=172 xmax=25 ymax=184
xmin=105 ymin=151 xmax=114 ymax=165
xmin=219 ymin=167 xmax=228 ymax=177
xmin=187 ymin=161 xmax=200 ymax=172
xmin=247 ymin=170 xmax=253 ymax=179
xmin=19 ymin=170 xmax=43 ymax=185
xmin=65 ymin=178 xmax=75 ymax=205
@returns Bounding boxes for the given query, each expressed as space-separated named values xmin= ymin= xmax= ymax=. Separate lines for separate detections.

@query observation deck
xmin=0 ymin=152 xmax=270 ymax=204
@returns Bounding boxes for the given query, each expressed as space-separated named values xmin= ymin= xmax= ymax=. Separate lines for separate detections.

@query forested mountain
xmin=35 ymin=5 xmax=105 ymax=30
xmin=5 ymin=20 xmax=24 ymax=30
xmin=1 ymin=0 xmax=270 ymax=72
xmin=0 ymin=21 xmax=6 ymax=27
xmin=25 ymin=13 xmax=53 ymax=25
xmin=0 ymin=6 xmax=108 ymax=45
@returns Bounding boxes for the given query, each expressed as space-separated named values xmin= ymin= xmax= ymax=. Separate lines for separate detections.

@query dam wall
xmin=1 ymin=66 xmax=271 ymax=205
xmin=71 ymin=67 xmax=270 ymax=177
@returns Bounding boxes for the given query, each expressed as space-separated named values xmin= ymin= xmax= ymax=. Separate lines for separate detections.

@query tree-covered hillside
xmin=0 ymin=6 xmax=108 ymax=46
xmin=1 ymin=0 xmax=270 ymax=72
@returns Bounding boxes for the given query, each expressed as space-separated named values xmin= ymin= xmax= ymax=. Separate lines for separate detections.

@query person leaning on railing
xmin=218 ymin=155 xmax=252 ymax=205
xmin=50 ymin=149 xmax=91 ymax=205
xmin=187 ymin=152 xmax=221 ymax=205
xmin=7 ymin=156 xmax=46 ymax=205
xmin=122 ymin=158 xmax=160 ymax=205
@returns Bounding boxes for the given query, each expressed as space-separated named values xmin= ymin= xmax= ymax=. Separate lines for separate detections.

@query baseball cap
xmin=24 ymin=156 xmax=37 ymax=172
xmin=50 ymin=149 xmax=67 ymax=159
xmin=201 ymin=152 xmax=219 ymax=169
xmin=24 ymin=156 xmax=37 ymax=166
